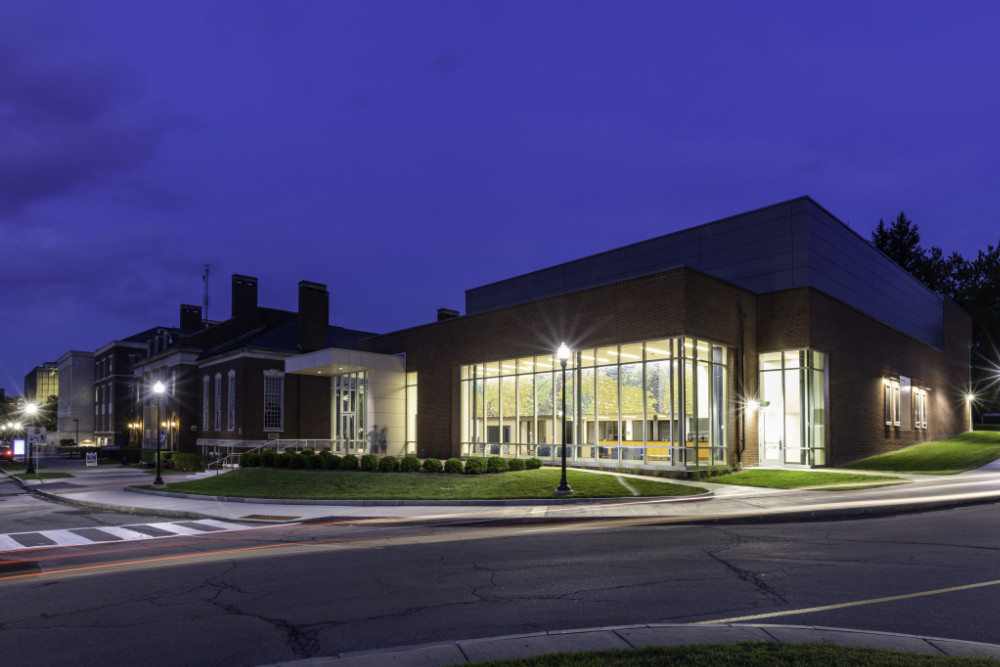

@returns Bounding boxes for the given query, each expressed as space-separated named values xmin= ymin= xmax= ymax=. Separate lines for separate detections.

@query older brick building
xmin=287 ymin=197 xmax=972 ymax=470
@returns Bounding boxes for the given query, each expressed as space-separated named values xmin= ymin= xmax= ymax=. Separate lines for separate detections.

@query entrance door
xmin=333 ymin=372 xmax=367 ymax=455
xmin=759 ymin=366 xmax=785 ymax=466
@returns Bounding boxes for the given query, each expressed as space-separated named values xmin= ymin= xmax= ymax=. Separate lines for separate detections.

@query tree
xmin=871 ymin=212 xmax=963 ymax=295
xmin=872 ymin=213 xmax=1000 ymax=414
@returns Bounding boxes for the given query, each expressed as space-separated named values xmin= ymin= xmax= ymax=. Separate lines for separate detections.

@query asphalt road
xmin=0 ymin=470 xmax=149 ymax=533
xmin=1 ymin=500 xmax=999 ymax=667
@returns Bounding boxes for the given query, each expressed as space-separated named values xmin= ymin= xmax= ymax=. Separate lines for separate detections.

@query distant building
xmin=23 ymin=362 xmax=58 ymax=406
xmin=131 ymin=275 xmax=375 ymax=458
xmin=56 ymin=351 xmax=95 ymax=446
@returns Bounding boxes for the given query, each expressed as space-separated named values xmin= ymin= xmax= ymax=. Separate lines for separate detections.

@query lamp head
xmin=557 ymin=342 xmax=571 ymax=362
xmin=153 ymin=381 xmax=165 ymax=395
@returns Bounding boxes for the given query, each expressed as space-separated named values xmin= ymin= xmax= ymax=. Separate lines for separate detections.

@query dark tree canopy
xmin=872 ymin=212 xmax=1000 ymax=413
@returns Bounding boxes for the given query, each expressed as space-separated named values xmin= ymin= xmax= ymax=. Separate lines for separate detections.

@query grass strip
xmin=15 ymin=472 xmax=73 ymax=480
xmin=709 ymin=469 xmax=904 ymax=489
xmin=842 ymin=431 xmax=1000 ymax=474
xmin=466 ymin=641 xmax=997 ymax=666
xmin=144 ymin=468 xmax=706 ymax=500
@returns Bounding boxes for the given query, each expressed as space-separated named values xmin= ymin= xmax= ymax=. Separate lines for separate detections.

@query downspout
xmin=737 ymin=304 xmax=747 ymax=466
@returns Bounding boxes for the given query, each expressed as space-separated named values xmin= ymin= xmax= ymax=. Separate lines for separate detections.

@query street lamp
xmin=24 ymin=403 xmax=37 ymax=474
xmin=153 ymin=381 xmax=165 ymax=486
xmin=555 ymin=342 xmax=572 ymax=496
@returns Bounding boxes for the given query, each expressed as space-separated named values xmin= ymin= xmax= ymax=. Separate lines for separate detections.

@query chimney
xmin=437 ymin=308 xmax=460 ymax=321
xmin=180 ymin=304 xmax=203 ymax=330
xmin=231 ymin=274 xmax=258 ymax=319
xmin=298 ymin=281 xmax=329 ymax=352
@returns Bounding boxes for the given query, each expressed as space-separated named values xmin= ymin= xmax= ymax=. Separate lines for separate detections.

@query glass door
xmin=333 ymin=372 xmax=366 ymax=455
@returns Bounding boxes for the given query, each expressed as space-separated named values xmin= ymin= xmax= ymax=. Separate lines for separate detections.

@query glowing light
xmin=745 ymin=398 xmax=760 ymax=413
xmin=153 ymin=381 xmax=165 ymax=394
xmin=557 ymin=342 xmax=571 ymax=362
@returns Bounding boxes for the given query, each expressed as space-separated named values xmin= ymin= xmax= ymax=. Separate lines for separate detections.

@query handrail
xmin=205 ymin=439 xmax=339 ymax=473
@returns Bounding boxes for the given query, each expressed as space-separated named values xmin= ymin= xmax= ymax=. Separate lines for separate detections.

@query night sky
xmin=2 ymin=0 xmax=999 ymax=394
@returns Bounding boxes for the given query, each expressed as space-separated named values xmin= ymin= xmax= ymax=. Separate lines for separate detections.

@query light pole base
xmin=554 ymin=486 xmax=573 ymax=496
xmin=153 ymin=477 xmax=165 ymax=486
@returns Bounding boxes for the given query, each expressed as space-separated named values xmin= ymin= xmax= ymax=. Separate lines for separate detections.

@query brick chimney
xmin=298 ymin=281 xmax=329 ymax=352
xmin=179 ymin=304 xmax=203 ymax=330
xmin=231 ymin=275 xmax=258 ymax=319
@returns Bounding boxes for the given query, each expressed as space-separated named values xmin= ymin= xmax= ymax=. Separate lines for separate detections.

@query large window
xmin=760 ymin=350 xmax=827 ymax=466
xmin=884 ymin=379 xmax=901 ymax=427
xmin=227 ymin=370 xmax=236 ymax=431
xmin=202 ymin=376 xmax=210 ymax=431
xmin=460 ymin=337 xmax=727 ymax=468
xmin=214 ymin=373 xmax=222 ymax=431
xmin=914 ymin=387 xmax=928 ymax=430
xmin=263 ymin=371 xmax=284 ymax=431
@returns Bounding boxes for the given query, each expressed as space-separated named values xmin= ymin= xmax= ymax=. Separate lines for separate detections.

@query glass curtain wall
xmin=758 ymin=350 xmax=827 ymax=466
xmin=461 ymin=337 xmax=728 ymax=468
xmin=332 ymin=372 xmax=367 ymax=454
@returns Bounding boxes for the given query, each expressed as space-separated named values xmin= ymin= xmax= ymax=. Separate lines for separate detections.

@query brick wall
xmin=365 ymin=265 xmax=971 ymax=468
xmin=365 ymin=268 xmax=755 ymax=461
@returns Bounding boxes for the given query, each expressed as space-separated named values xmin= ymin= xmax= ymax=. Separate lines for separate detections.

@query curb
xmin=261 ymin=623 xmax=1000 ymax=665
xmin=122 ymin=484 xmax=715 ymax=506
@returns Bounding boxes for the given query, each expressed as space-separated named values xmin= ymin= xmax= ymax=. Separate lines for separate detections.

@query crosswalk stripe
xmin=0 ymin=519 xmax=253 ymax=553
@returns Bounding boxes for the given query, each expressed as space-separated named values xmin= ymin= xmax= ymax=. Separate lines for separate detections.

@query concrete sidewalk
xmin=267 ymin=623 xmax=1000 ymax=665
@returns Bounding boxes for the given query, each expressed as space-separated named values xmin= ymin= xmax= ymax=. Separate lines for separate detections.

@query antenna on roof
xmin=202 ymin=264 xmax=211 ymax=322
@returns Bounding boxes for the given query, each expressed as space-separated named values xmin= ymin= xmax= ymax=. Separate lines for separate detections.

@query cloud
xmin=0 ymin=5 xmax=178 ymax=216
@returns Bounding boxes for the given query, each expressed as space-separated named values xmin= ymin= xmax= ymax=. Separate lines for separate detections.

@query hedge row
xmin=238 ymin=449 xmax=542 ymax=475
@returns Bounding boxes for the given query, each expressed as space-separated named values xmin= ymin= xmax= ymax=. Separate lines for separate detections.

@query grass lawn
xmin=15 ymin=472 xmax=73 ymax=480
xmin=1 ymin=463 xmax=47 ymax=473
xmin=842 ymin=431 xmax=1000 ymax=474
xmin=467 ymin=642 xmax=996 ymax=666
xmin=709 ymin=469 xmax=905 ymax=489
xmin=145 ymin=468 xmax=707 ymax=500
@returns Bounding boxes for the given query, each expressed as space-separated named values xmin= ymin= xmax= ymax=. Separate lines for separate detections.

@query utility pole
xmin=202 ymin=264 xmax=211 ymax=323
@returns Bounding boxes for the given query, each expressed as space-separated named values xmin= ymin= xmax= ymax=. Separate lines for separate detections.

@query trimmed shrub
xmin=422 ymin=457 xmax=443 ymax=473
xmin=260 ymin=448 xmax=277 ymax=468
xmin=360 ymin=454 xmax=378 ymax=471
xmin=525 ymin=457 xmax=543 ymax=470
xmin=486 ymin=456 xmax=509 ymax=474
xmin=341 ymin=454 xmax=359 ymax=471
xmin=378 ymin=455 xmax=400 ymax=472
xmin=276 ymin=451 xmax=293 ymax=468
xmin=444 ymin=458 xmax=464 ymax=474
xmin=288 ymin=452 xmax=305 ymax=469
xmin=239 ymin=451 xmax=253 ymax=468
xmin=245 ymin=452 xmax=262 ymax=468
xmin=508 ymin=458 xmax=526 ymax=471
xmin=464 ymin=457 xmax=487 ymax=474
xmin=172 ymin=453 xmax=206 ymax=472
xmin=301 ymin=450 xmax=322 ymax=469
xmin=318 ymin=451 xmax=335 ymax=469
xmin=399 ymin=455 xmax=421 ymax=473
xmin=327 ymin=454 xmax=342 ymax=470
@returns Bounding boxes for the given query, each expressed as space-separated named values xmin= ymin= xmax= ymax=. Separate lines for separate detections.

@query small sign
xmin=28 ymin=427 xmax=47 ymax=445
xmin=85 ymin=452 xmax=97 ymax=467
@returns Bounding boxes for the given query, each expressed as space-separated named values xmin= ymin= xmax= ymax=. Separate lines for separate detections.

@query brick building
xmin=286 ymin=197 xmax=972 ymax=470
xmin=132 ymin=275 xmax=374 ymax=459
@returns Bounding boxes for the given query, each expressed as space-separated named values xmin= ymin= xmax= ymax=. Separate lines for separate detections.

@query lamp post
xmin=73 ymin=417 xmax=79 ymax=447
xmin=153 ymin=381 xmax=165 ymax=486
xmin=555 ymin=342 xmax=572 ymax=495
xmin=24 ymin=403 xmax=38 ymax=475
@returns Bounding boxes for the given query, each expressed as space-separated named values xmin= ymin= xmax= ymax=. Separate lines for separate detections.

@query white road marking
xmin=0 ymin=519 xmax=255 ymax=553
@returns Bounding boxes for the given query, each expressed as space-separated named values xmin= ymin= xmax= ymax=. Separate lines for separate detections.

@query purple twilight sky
xmin=2 ymin=0 xmax=999 ymax=394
